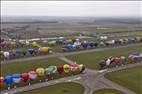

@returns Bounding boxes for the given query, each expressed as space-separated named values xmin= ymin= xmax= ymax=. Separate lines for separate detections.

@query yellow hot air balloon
xmin=32 ymin=41 xmax=38 ymax=47
xmin=63 ymin=64 xmax=70 ymax=73
xmin=41 ymin=47 xmax=49 ymax=53
xmin=36 ymin=68 xmax=45 ymax=76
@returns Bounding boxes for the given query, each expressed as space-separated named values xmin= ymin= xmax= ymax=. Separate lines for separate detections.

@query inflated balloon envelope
xmin=36 ymin=68 xmax=45 ymax=76
xmin=12 ymin=74 xmax=21 ymax=84
xmin=28 ymin=71 xmax=37 ymax=80
xmin=79 ymin=64 xmax=85 ymax=73
xmin=32 ymin=41 xmax=38 ymax=47
xmin=41 ymin=47 xmax=49 ymax=52
xmin=57 ymin=65 xmax=64 ymax=74
xmin=63 ymin=64 xmax=70 ymax=73
xmin=4 ymin=76 xmax=13 ymax=85
xmin=70 ymin=64 xmax=79 ymax=72
xmin=50 ymin=66 xmax=57 ymax=74
xmin=21 ymin=73 xmax=29 ymax=82
xmin=0 ymin=77 xmax=4 ymax=87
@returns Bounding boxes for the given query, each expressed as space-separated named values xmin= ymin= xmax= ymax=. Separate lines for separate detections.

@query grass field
xmin=17 ymin=82 xmax=84 ymax=94
xmin=105 ymin=66 xmax=142 ymax=94
xmin=0 ymin=58 xmax=66 ymax=76
xmin=93 ymin=88 xmax=124 ymax=94
xmin=67 ymin=45 xmax=142 ymax=69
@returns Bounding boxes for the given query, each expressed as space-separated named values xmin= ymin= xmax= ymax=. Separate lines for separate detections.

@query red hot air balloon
xmin=70 ymin=63 xmax=79 ymax=72
xmin=57 ymin=65 xmax=64 ymax=74
xmin=0 ymin=77 xmax=4 ymax=87
xmin=21 ymin=73 xmax=29 ymax=82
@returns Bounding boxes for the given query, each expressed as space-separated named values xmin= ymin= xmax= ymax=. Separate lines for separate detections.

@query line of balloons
xmin=1 ymin=41 xmax=53 ymax=60
xmin=0 ymin=63 xmax=85 ymax=89
xmin=99 ymin=53 xmax=142 ymax=69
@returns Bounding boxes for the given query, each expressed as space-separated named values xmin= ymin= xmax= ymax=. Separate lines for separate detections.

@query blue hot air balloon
xmin=67 ymin=44 xmax=74 ymax=50
xmin=12 ymin=74 xmax=21 ymax=84
xmin=28 ymin=48 xmax=34 ymax=55
xmin=4 ymin=76 xmax=13 ymax=85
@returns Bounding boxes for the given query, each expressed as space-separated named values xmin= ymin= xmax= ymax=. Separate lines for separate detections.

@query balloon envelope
xmin=57 ymin=65 xmax=64 ymax=74
xmin=0 ymin=77 xmax=4 ymax=87
xmin=70 ymin=64 xmax=79 ymax=72
xmin=12 ymin=74 xmax=21 ymax=83
xmin=41 ymin=47 xmax=49 ymax=52
xmin=4 ymin=76 xmax=13 ymax=85
xmin=36 ymin=68 xmax=45 ymax=76
xmin=49 ymin=66 xmax=57 ymax=74
xmin=28 ymin=71 xmax=37 ymax=80
xmin=32 ymin=41 xmax=38 ymax=47
xmin=21 ymin=73 xmax=29 ymax=82
xmin=63 ymin=64 xmax=70 ymax=73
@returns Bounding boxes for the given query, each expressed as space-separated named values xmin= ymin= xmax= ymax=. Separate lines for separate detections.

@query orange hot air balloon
xmin=0 ymin=77 xmax=4 ymax=87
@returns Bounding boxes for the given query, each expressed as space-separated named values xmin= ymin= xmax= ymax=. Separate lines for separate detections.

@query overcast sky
xmin=1 ymin=1 xmax=142 ymax=17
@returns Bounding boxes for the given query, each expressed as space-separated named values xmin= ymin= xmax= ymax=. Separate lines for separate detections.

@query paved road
xmin=1 ymin=43 xmax=141 ymax=64
xmin=2 ymin=57 xmax=141 ymax=94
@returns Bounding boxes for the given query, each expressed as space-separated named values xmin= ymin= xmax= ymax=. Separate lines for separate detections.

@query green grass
xmin=1 ymin=58 xmax=66 ymax=76
xmin=105 ymin=66 xmax=142 ymax=94
xmin=67 ymin=45 xmax=142 ymax=69
xmin=17 ymin=82 xmax=84 ymax=94
xmin=93 ymin=88 xmax=124 ymax=94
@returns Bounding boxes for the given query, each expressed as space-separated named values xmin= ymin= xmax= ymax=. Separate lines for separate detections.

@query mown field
xmin=17 ymin=82 xmax=84 ymax=94
xmin=105 ymin=66 xmax=142 ymax=94
xmin=67 ymin=45 xmax=142 ymax=69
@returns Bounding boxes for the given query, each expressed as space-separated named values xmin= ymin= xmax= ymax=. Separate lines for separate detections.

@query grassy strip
xmin=105 ymin=66 xmax=142 ymax=94
xmin=93 ymin=88 xmax=124 ymax=94
xmin=17 ymin=82 xmax=84 ymax=94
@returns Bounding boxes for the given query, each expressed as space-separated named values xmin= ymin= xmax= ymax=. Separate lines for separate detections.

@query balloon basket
xmin=28 ymin=83 xmax=31 ymax=86
xmin=7 ymin=86 xmax=10 ymax=90
xmin=14 ymin=85 xmax=17 ymax=88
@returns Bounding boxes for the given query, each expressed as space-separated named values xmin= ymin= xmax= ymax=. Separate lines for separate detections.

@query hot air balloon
xmin=79 ymin=64 xmax=85 ymax=73
xmin=36 ymin=68 xmax=45 ymax=76
xmin=28 ymin=48 xmax=35 ymax=55
xmin=70 ymin=63 xmax=79 ymax=72
xmin=57 ymin=65 xmax=64 ymax=74
xmin=4 ymin=76 xmax=13 ymax=86
xmin=45 ymin=66 xmax=57 ymax=79
xmin=63 ymin=64 xmax=70 ymax=73
xmin=21 ymin=73 xmax=29 ymax=82
xmin=49 ymin=66 xmax=57 ymax=74
xmin=12 ymin=74 xmax=21 ymax=84
xmin=32 ymin=41 xmax=38 ymax=47
xmin=45 ymin=67 xmax=52 ymax=79
xmin=0 ymin=77 xmax=4 ymax=87
xmin=41 ymin=47 xmax=49 ymax=53
xmin=28 ymin=71 xmax=37 ymax=80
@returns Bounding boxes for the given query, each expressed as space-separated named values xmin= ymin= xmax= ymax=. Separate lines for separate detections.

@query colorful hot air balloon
xmin=28 ymin=48 xmax=34 ymax=55
xmin=49 ymin=66 xmax=57 ymax=74
xmin=41 ymin=47 xmax=49 ymax=53
xmin=70 ymin=63 xmax=79 ymax=72
xmin=57 ymin=65 xmax=64 ymax=74
xmin=4 ymin=76 xmax=13 ymax=86
xmin=63 ymin=64 xmax=70 ymax=73
xmin=79 ymin=64 xmax=85 ymax=73
xmin=0 ymin=77 xmax=4 ymax=87
xmin=36 ymin=68 xmax=45 ymax=76
xmin=45 ymin=67 xmax=52 ymax=79
xmin=12 ymin=74 xmax=21 ymax=84
xmin=21 ymin=73 xmax=29 ymax=82
xmin=28 ymin=71 xmax=37 ymax=80
xmin=32 ymin=41 xmax=38 ymax=47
